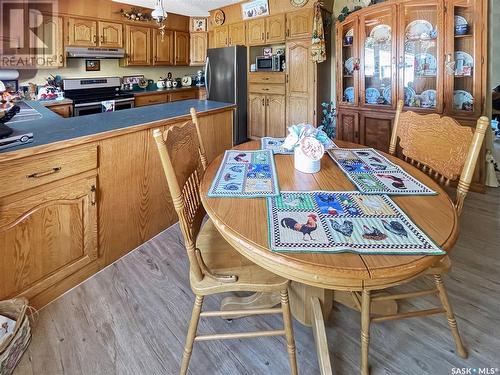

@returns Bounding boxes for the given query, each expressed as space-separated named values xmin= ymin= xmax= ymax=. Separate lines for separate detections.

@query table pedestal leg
xmin=289 ymin=281 xmax=333 ymax=326
xmin=310 ymin=296 xmax=333 ymax=375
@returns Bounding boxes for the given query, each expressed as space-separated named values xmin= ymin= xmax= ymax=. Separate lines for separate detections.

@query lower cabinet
xmin=359 ymin=112 xmax=394 ymax=152
xmin=0 ymin=176 xmax=98 ymax=302
xmin=248 ymin=93 xmax=286 ymax=138
xmin=336 ymin=108 xmax=360 ymax=144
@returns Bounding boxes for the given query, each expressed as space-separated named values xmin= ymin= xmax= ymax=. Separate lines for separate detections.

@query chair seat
xmin=190 ymin=219 xmax=289 ymax=296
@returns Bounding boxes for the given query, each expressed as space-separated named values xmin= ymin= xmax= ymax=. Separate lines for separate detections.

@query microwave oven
xmin=256 ymin=55 xmax=284 ymax=71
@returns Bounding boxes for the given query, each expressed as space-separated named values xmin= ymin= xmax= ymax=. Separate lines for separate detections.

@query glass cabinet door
xmin=398 ymin=2 xmax=444 ymax=112
xmin=445 ymin=0 xmax=482 ymax=117
xmin=337 ymin=20 xmax=358 ymax=107
xmin=359 ymin=6 xmax=397 ymax=108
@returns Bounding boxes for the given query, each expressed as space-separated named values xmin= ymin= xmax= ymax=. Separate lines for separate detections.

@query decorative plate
xmin=365 ymin=87 xmax=381 ymax=104
xmin=344 ymin=87 xmax=355 ymax=103
xmin=383 ymin=86 xmax=391 ymax=104
xmin=344 ymin=57 xmax=355 ymax=75
xmin=421 ymin=89 xmax=437 ymax=108
xmin=213 ymin=9 xmax=225 ymax=26
xmin=369 ymin=24 xmax=391 ymax=43
xmin=290 ymin=0 xmax=308 ymax=7
xmin=181 ymin=76 xmax=192 ymax=87
xmin=414 ymin=52 xmax=437 ymax=76
xmin=404 ymin=87 xmax=416 ymax=105
xmin=453 ymin=90 xmax=474 ymax=111
xmin=454 ymin=15 xmax=468 ymax=26
xmin=405 ymin=20 xmax=434 ymax=40
xmin=454 ymin=51 xmax=474 ymax=76
xmin=454 ymin=51 xmax=473 ymax=66
xmin=345 ymin=28 xmax=354 ymax=37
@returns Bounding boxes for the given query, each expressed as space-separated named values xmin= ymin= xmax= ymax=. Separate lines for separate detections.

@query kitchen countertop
xmin=0 ymin=99 xmax=233 ymax=157
xmin=131 ymin=85 xmax=205 ymax=96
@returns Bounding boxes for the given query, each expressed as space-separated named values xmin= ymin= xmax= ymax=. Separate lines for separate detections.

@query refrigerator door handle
xmin=204 ymin=57 xmax=211 ymax=99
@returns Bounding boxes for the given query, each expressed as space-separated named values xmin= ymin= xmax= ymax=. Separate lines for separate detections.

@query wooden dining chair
xmin=152 ymin=108 xmax=298 ymax=375
xmin=356 ymin=100 xmax=489 ymax=375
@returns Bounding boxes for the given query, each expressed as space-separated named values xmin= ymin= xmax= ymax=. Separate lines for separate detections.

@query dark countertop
xmin=0 ymin=99 xmax=233 ymax=156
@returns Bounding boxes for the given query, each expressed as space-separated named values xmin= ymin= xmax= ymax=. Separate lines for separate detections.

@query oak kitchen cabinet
xmin=190 ymin=32 xmax=207 ymax=65
xmin=247 ymin=15 xmax=285 ymax=46
xmin=248 ymin=89 xmax=286 ymax=138
xmin=214 ymin=25 xmax=229 ymax=48
xmin=153 ymin=29 xmax=174 ymax=65
xmin=286 ymin=9 xmax=313 ymax=39
xmin=67 ymin=18 xmax=123 ymax=48
xmin=174 ymin=31 xmax=190 ymax=65
xmin=32 ymin=15 xmax=64 ymax=68
xmin=229 ymin=22 xmax=246 ymax=46
xmin=123 ymin=25 xmax=151 ymax=66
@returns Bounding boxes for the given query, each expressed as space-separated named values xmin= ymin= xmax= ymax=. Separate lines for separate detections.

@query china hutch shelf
xmin=335 ymin=0 xmax=487 ymax=188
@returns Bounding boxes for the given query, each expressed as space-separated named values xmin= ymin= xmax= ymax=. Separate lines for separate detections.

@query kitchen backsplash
xmin=17 ymin=59 xmax=200 ymax=86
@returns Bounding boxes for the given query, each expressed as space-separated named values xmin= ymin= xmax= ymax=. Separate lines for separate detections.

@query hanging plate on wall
xmin=290 ymin=0 xmax=309 ymax=7
xmin=213 ymin=9 xmax=225 ymax=26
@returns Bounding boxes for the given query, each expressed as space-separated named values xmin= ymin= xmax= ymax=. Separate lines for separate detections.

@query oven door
xmin=73 ymin=98 xmax=135 ymax=116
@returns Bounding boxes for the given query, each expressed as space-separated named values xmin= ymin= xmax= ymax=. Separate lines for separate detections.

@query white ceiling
xmin=114 ymin=0 xmax=241 ymax=17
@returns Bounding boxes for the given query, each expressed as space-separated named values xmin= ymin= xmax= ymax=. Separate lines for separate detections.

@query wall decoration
xmin=85 ymin=60 xmax=100 ymax=72
xmin=241 ymin=0 xmax=270 ymax=20
xmin=120 ymin=8 xmax=151 ymax=22
xmin=213 ymin=9 xmax=225 ymax=26
xmin=192 ymin=18 xmax=207 ymax=32
xmin=263 ymin=47 xmax=272 ymax=57
xmin=290 ymin=0 xmax=309 ymax=7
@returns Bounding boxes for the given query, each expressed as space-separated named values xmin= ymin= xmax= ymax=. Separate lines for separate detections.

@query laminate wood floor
xmin=15 ymin=188 xmax=500 ymax=375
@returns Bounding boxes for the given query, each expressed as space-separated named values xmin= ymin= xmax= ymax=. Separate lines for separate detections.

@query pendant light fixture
xmin=151 ymin=0 xmax=168 ymax=38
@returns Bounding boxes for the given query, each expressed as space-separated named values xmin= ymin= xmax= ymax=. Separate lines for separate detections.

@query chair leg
xmin=180 ymin=295 xmax=204 ymax=375
xmin=281 ymin=289 xmax=298 ymax=375
xmin=361 ymin=289 xmax=371 ymax=375
xmin=434 ymin=275 xmax=468 ymax=359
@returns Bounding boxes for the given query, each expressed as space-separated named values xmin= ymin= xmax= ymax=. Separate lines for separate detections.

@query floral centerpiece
xmin=282 ymin=124 xmax=334 ymax=173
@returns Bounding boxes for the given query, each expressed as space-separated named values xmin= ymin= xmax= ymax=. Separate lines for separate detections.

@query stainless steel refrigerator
xmin=205 ymin=46 xmax=248 ymax=145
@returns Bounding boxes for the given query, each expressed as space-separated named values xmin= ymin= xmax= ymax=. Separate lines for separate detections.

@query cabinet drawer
xmin=0 ymin=144 xmax=97 ymax=198
xmin=248 ymin=73 xmax=285 ymax=84
xmin=248 ymin=84 xmax=285 ymax=95
xmin=169 ymin=90 xmax=197 ymax=102
xmin=135 ymin=93 xmax=168 ymax=107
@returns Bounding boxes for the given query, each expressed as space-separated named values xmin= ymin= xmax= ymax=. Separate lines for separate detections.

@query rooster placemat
xmin=327 ymin=148 xmax=436 ymax=195
xmin=267 ymin=191 xmax=444 ymax=255
xmin=208 ymin=150 xmax=280 ymax=198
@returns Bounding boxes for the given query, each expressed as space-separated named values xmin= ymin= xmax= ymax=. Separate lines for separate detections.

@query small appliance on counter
xmin=63 ymin=77 xmax=135 ymax=116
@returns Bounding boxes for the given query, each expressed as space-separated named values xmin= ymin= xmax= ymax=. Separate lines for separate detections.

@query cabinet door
xmin=98 ymin=21 xmax=123 ymax=48
xmin=359 ymin=5 xmax=397 ymax=110
xmin=229 ymin=22 xmax=246 ymax=45
xmin=68 ymin=18 xmax=97 ymax=46
xmin=248 ymin=93 xmax=266 ymax=138
xmin=398 ymin=1 xmax=444 ymax=113
xmin=214 ymin=26 xmax=229 ymax=47
xmin=286 ymin=40 xmax=315 ymax=125
xmin=359 ymin=112 xmax=393 ymax=152
xmin=190 ymin=32 xmax=207 ymax=66
xmin=174 ymin=31 xmax=190 ymax=65
xmin=266 ymin=94 xmax=286 ymax=138
xmin=266 ymin=14 xmax=286 ymax=43
xmin=287 ymin=9 xmax=313 ymax=39
xmin=125 ymin=25 xmax=151 ymax=66
xmin=336 ymin=109 xmax=360 ymax=144
xmin=247 ymin=18 xmax=265 ymax=46
xmin=153 ymin=29 xmax=174 ymax=65
xmin=31 ymin=15 xmax=64 ymax=68
xmin=336 ymin=19 xmax=359 ymax=107
xmin=444 ymin=0 xmax=483 ymax=117
xmin=0 ymin=177 xmax=98 ymax=301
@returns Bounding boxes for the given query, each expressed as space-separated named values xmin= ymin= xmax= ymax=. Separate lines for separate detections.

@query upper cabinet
xmin=266 ymin=14 xmax=286 ymax=44
xmin=123 ymin=25 xmax=151 ymax=66
xmin=190 ymin=32 xmax=208 ymax=66
xmin=229 ymin=22 xmax=247 ymax=45
xmin=98 ymin=21 xmax=123 ymax=48
xmin=247 ymin=18 xmax=266 ymax=45
xmin=68 ymin=18 xmax=97 ymax=46
xmin=31 ymin=15 xmax=64 ymax=68
xmin=287 ymin=9 xmax=313 ymax=39
xmin=153 ymin=29 xmax=174 ymax=65
xmin=214 ymin=25 xmax=229 ymax=47
xmin=174 ymin=31 xmax=190 ymax=65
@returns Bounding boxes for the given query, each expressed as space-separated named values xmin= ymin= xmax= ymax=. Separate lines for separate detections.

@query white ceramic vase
xmin=294 ymin=146 xmax=321 ymax=173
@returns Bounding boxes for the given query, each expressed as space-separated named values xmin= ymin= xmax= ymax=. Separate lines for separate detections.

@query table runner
xmin=207 ymin=149 xmax=279 ymax=198
xmin=267 ymin=191 xmax=444 ymax=255
xmin=261 ymin=137 xmax=337 ymax=154
xmin=327 ymin=148 xmax=436 ymax=195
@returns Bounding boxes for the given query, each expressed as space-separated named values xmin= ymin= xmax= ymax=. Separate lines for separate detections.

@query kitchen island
xmin=0 ymin=100 xmax=235 ymax=308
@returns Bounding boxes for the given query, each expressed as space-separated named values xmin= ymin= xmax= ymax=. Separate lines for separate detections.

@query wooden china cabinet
xmin=335 ymin=0 xmax=487 ymax=187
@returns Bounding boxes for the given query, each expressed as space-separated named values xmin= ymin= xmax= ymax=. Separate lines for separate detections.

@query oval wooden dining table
xmin=199 ymin=140 xmax=459 ymax=374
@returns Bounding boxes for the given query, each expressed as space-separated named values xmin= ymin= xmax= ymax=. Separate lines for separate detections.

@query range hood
xmin=66 ymin=47 xmax=125 ymax=59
